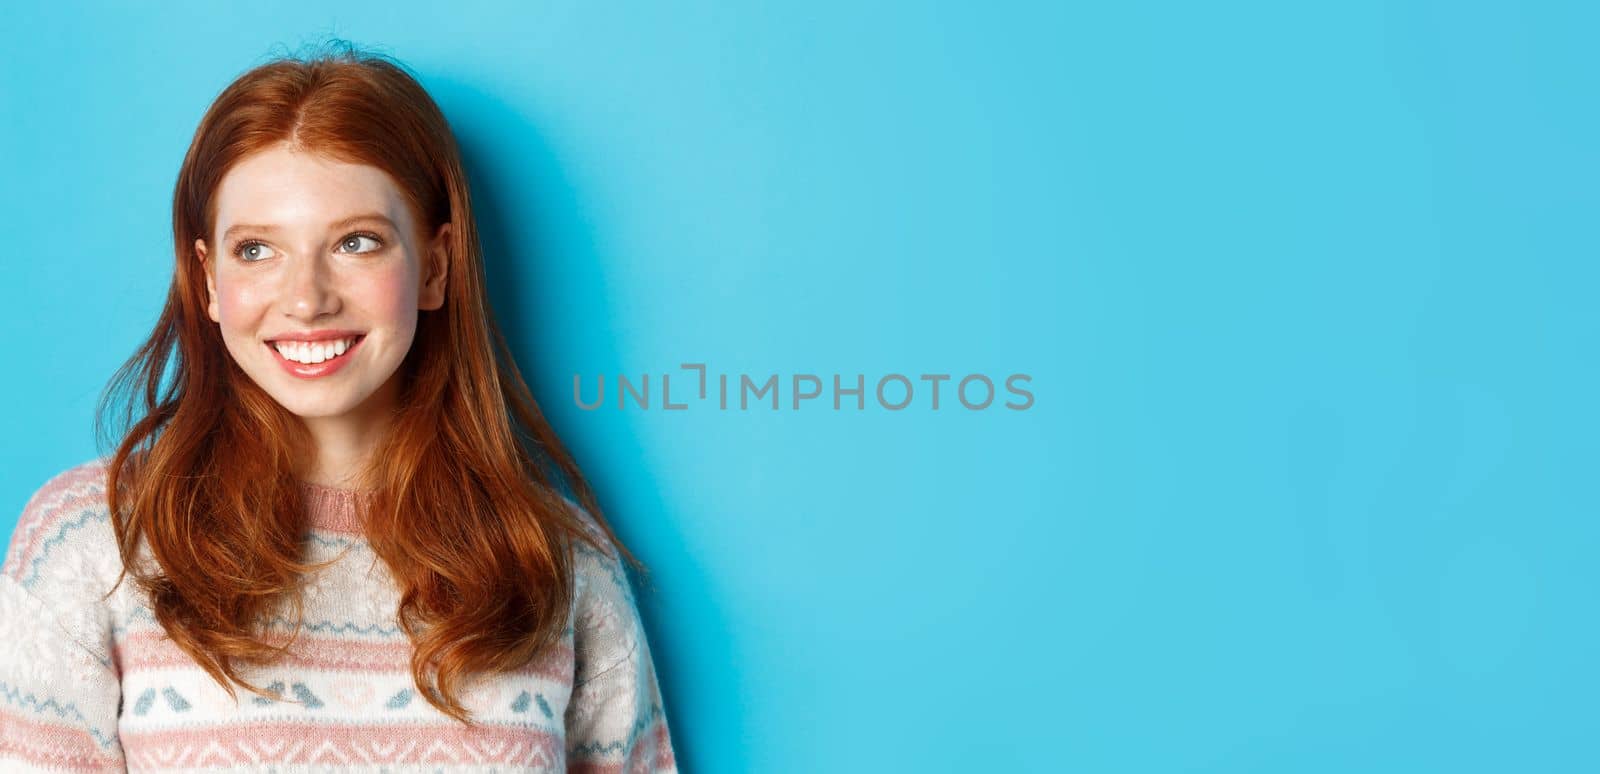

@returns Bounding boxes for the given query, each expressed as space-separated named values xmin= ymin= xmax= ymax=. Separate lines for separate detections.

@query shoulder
xmin=554 ymin=491 xmax=625 ymax=581
xmin=555 ymin=494 xmax=646 ymax=673
xmin=560 ymin=495 xmax=632 ymax=608
xmin=1 ymin=457 xmax=121 ymax=627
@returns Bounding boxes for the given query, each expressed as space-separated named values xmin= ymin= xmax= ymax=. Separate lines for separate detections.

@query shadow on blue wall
xmin=438 ymin=75 xmax=729 ymax=770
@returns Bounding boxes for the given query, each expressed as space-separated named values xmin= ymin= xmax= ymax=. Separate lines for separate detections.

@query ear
xmin=419 ymin=222 xmax=451 ymax=311
xmin=195 ymin=238 xmax=220 ymax=323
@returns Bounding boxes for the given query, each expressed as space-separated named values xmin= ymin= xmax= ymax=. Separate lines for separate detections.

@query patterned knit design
xmin=0 ymin=459 xmax=677 ymax=773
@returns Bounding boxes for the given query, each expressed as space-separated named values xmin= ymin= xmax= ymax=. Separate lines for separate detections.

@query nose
xmin=280 ymin=251 xmax=341 ymax=322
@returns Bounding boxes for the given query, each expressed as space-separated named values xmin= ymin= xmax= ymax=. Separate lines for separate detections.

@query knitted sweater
xmin=0 ymin=459 xmax=677 ymax=773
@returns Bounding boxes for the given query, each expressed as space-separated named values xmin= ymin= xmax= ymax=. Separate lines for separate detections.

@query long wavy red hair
xmin=92 ymin=42 xmax=640 ymax=726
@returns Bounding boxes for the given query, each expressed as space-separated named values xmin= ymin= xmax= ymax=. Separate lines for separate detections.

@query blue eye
xmin=234 ymin=241 xmax=277 ymax=262
xmin=230 ymin=232 xmax=382 ymax=262
xmin=337 ymin=233 xmax=384 ymax=254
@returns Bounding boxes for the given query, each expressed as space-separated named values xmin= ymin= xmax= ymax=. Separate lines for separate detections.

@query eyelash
xmin=232 ymin=231 xmax=386 ymax=261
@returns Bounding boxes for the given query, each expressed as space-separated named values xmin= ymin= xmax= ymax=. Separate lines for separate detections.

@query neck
xmin=295 ymin=372 xmax=401 ymax=487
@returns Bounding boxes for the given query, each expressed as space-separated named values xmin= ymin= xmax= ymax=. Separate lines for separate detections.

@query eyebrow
xmin=222 ymin=213 xmax=398 ymax=241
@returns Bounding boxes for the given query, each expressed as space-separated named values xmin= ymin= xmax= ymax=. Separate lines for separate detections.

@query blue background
xmin=3 ymin=1 xmax=1595 ymax=771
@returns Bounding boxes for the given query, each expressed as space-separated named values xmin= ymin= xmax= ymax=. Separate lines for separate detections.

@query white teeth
xmin=273 ymin=337 xmax=357 ymax=365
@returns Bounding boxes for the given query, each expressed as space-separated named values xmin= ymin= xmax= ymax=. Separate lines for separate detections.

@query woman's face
xmin=196 ymin=142 xmax=450 ymax=423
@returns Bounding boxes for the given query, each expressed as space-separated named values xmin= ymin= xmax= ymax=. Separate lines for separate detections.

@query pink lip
xmin=266 ymin=334 xmax=365 ymax=379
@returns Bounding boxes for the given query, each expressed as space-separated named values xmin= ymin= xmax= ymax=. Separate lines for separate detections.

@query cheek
xmin=362 ymin=266 xmax=419 ymax=329
xmin=210 ymin=264 xmax=419 ymax=334
xmin=214 ymin=277 xmax=271 ymax=333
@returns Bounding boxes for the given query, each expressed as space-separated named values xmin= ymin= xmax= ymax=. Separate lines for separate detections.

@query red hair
xmin=93 ymin=42 xmax=641 ymax=725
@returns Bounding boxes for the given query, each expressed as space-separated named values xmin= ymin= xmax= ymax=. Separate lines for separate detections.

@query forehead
xmin=212 ymin=143 xmax=411 ymax=236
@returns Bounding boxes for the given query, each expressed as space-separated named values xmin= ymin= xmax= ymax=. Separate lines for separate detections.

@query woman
xmin=0 ymin=43 xmax=677 ymax=773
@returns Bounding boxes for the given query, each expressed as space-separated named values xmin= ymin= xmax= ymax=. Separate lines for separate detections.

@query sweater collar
xmin=296 ymin=479 xmax=372 ymax=535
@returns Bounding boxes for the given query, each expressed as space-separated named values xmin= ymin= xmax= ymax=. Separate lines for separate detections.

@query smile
xmin=266 ymin=335 xmax=366 ymax=379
